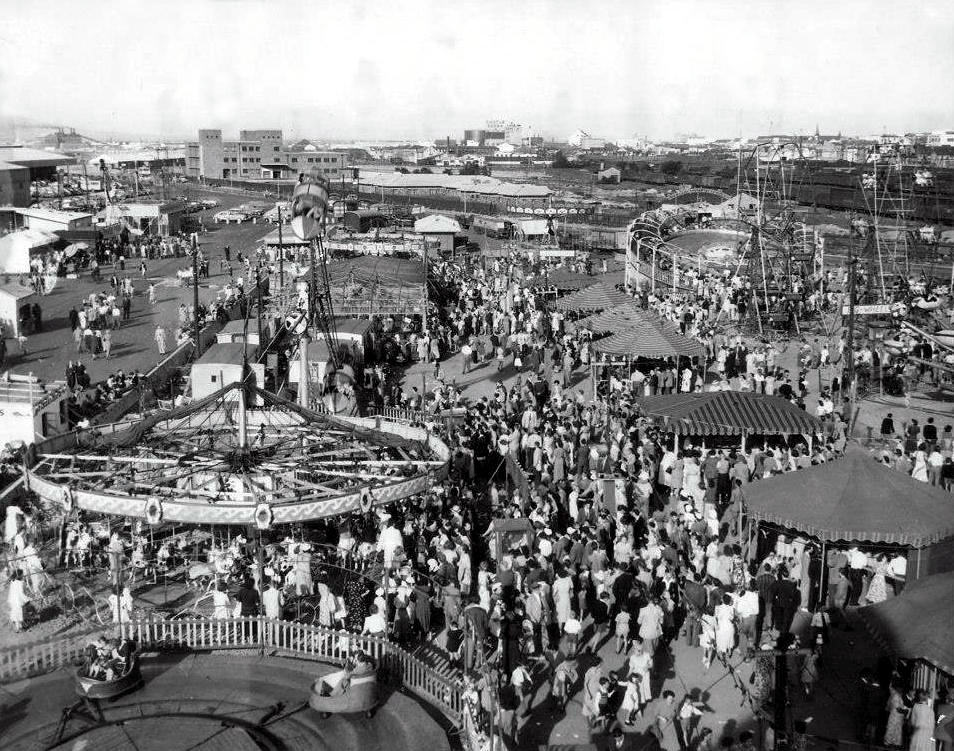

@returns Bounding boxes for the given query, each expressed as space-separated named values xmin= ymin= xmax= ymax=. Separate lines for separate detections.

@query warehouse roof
xmin=0 ymin=145 xmax=75 ymax=168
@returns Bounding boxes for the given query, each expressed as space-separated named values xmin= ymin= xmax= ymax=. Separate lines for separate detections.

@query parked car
xmin=200 ymin=199 xmax=220 ymax=209
xmin=214 ymin=210 xmax=248 ymax=224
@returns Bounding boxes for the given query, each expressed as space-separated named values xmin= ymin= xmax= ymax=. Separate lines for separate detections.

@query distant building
xmin=0 ymin=162 xmax=31 ymax=207
xmin=927 ymin=130 xmax=954 ymax=148
xmin=414 ymin=214 xmax=462 ymax=253
xmin=596 ymin=166 xmax=621 ymax=183
xmin=0 ymin=146 xmax=75 ymax=207
xmin=185 ymin=129 xmax=345 ymax=181
xmin=567 ymin=129 xmax=607 ymax=149
xmin=463 ymin=129 xmax=506 ymax=147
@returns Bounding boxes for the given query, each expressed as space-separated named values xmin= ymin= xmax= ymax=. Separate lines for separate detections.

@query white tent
xmin=0 ymin=229 xmax=58 ymax=273
xmin=414 ymin=215 xmax=462 ymax=234
xmin=518 ymin=219 xmax=550 ymax=237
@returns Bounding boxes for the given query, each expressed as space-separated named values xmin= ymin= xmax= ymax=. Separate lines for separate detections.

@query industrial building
xmin=186 ymin=130 xmax=346 ymax=181
xmin=0 ymin=146 xmax=75 ymax=207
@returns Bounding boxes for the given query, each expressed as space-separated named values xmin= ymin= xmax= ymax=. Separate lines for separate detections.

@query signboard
xmin=841 ymin=303 xmax=892 ymax=316
xmin=539 ymin=249 xmax=576 ymax=258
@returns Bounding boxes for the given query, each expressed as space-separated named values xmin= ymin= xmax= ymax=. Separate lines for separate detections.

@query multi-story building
xmin=186 ymin=130 xmax=346 ymax=181
xmin=927 ymin=130 xmax=954 ymax=148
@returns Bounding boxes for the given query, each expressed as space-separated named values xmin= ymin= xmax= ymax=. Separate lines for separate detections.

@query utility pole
xmin=845 ymin=238 xmax=857 ymax=420
xmin=277 ymin=203 xmax=285 ymax=291
xmin=192 ymin=234 xmax=202 ymax=358
xmin=255 ymin=263 xmax=263 ymax=353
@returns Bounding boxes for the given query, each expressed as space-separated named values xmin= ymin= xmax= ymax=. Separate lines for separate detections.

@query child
xmin=699 ymin=613 xmax=717 ymax=670
xmin=614 ymin=607 xmax=632 ymax=654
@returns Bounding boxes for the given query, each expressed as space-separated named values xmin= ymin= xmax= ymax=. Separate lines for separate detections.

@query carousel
xmin=27 ymin=381 xmax=450 ymax=527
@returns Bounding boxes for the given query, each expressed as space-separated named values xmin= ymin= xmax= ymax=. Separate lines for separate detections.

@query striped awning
xmin=572 ymin=302 xmax=704 ymax=360
xmin=743 ymin=447 xmax=954 ymax=547
xmin=636 ymin=391 xmax=823 ymax=437
xmin=551 ymin=281 xmax=631 ymax=313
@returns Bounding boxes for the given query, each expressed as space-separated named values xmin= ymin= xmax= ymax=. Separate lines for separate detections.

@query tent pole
xmin=819 ymin=539 xmax=828 ymax=609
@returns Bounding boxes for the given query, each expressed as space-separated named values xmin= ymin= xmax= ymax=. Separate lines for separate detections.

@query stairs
xmin=410 ymin=640 xmax=459 ymax=681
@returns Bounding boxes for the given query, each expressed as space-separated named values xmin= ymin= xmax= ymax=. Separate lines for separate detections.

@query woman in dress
xmin=211 ymin=581 xmax=231 ymax=620
xmin=552 ymin=567 xmax=574 ymax=633
xmin=7 ymin=569 xmax=28 ymax=632
xmin=911 ymin=448 xmax=929 ymax=483
xmin=714 ymin=593 xmax=736 ymax=658
xmin=621 ymin=673 xmax=645 ymax=725
xmin=865 ymin=555 xmax=889 ymax=605
xmin=627 ymin=637 xmax=653 ymax=709
xmin=908 ymin=690 xmax=936 ymax=751
xmin=883 ymin=682 xmax=907 ymax=747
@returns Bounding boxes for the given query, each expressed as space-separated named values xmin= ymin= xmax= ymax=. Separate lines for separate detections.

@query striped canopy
xmin=551 ymin=281 xmax=631 ymax=313
xmin=636 ymin=391 xmax=823 ymax=437
xmin=572 ymin=302 xmax=704 ymax=360
xmin=743 ymin=447 xmax=954 ymax=547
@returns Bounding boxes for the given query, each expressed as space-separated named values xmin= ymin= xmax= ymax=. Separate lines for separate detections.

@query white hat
xmin=375 ymin=587 xmax=385 ymax=596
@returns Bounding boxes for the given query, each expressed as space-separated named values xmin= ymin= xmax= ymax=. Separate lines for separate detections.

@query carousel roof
xmin=28 ymin=383 xmax=449 ymax=526
xmin=550 ymin=281 xmax=631 ymax=313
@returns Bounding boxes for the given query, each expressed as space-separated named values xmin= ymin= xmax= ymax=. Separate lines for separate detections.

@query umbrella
xmin=64 ymin=242 xmax=89 ymax=258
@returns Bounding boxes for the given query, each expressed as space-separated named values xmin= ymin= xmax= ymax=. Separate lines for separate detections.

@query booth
xmin=743 ymin=447 xmax=954 ymax=582
xmin=489 ymin=518 xmax=535 ymax=561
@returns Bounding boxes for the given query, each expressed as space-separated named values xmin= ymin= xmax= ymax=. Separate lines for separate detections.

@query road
xmin=6 ymin=188 xmax=273 ymax=388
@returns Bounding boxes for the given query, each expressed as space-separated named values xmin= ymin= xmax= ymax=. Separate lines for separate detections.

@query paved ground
xmin=6 ymin=191 xmax=271 ymax=387
xmin=0 ymin=652 xmax=450 ymax=751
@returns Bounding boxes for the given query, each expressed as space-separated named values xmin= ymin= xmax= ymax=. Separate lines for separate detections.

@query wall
xmin=0 ymin=164 xmax=31 ymax=207
xmin=197 ymin=129 xmax=225 ymax=178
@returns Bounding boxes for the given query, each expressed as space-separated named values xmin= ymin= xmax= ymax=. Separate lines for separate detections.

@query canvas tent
xmin=550 ymin=281 xmax=631 ymax=313
xmin=0 ymin=228 xmax=58 ymax=273
xmin=858 ymin=572 xmax=954 ymax=679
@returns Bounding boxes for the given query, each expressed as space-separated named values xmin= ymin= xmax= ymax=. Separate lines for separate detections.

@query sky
xmin=1 ymin=0 xmax=953 ymax=143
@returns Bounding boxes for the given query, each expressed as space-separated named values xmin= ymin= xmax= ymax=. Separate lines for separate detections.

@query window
xmin=274 ymin=146 xmax=279 ymax=151
xmin=292 ymin=157 xmax=298 ymax=163
xmin=307 ymin=158 xmax=313 ymax=163
xmin=211 ymin=375 xmax=217 ymax=383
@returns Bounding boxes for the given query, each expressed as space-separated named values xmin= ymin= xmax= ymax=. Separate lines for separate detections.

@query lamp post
xmin=192 ymin=234 xmax=202 ymax=358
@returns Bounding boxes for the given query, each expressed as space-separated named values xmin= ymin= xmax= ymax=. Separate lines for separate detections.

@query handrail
xmin=0 ymin=616 xmax=464 ymax=725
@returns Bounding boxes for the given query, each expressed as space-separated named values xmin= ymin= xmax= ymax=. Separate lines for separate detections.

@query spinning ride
xmin=627 ymin=141 xmax=822 ymax=334
xmin=27 ymin=382 xmax=449 ymax=526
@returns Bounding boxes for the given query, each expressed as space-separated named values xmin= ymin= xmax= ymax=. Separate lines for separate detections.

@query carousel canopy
xmin=637 ymin=391 xmax=824 ymax=437
xmin=858 ymin=572 xmax=954 ymax=676
xmin=551 ymin=281 xmax=631 ymax=313
xmin=574 ymin=302 xmax=704 ymax=360
xmin=28 ymin=382 xmax=450 ymax=526
xmin=744 ymin=448 xmax=954 ymax=547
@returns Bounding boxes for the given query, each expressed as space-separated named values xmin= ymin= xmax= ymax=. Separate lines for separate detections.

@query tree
xmin=551 ymin=151 xmax=571 ymax=169
xmin=660 ymin=160 xmax=683 ymax=175
xmin=460 ymin=162 xmax=481 ymax=175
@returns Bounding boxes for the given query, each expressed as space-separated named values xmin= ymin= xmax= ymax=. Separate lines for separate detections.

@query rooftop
xmin=195 ymin=342 xmax=250 ymax=367
xmin=10 ymin=206 xmax=93 ymax=223
xmin=0 ymin=145 xmax=75 ymax=168
xmin=0 ymin=377 xmax=68 ymax=408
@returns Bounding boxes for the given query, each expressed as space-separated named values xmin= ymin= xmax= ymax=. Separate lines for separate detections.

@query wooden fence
xmin=0 ymin=616 xmax=464 ymax=725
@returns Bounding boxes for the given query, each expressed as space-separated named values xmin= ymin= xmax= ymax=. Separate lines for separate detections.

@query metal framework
xmin=28 ymin=383 xmax=449 ymax=526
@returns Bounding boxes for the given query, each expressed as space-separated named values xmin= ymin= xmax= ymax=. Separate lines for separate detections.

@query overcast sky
xmin=1 ymin=0 xmax=952 ymax=142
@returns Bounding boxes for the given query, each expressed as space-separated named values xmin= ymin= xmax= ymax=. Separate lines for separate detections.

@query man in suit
xmin=462 ymin=598 xmax=488 ymax=670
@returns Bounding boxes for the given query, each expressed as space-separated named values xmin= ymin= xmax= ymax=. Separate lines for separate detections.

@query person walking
xmin=154 ymin=325 xmax=167 ymax=356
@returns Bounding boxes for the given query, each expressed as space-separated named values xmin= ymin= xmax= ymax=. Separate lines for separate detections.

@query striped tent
xmin=743 ymin=447 xmax=954 ymax=546
xmin=571 ymin=302 xmax=704 ymax=360
xmin=636 ymin=391 xmax=823 ymax=437
xmin=551 ymin=281 xmax=631 ymax=313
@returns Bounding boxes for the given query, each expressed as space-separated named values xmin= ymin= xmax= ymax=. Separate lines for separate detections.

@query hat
xmin=375 ymin=588 xmax=385 ymax=596
xmin=427 ymin=558 xmax=440 ymax=571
